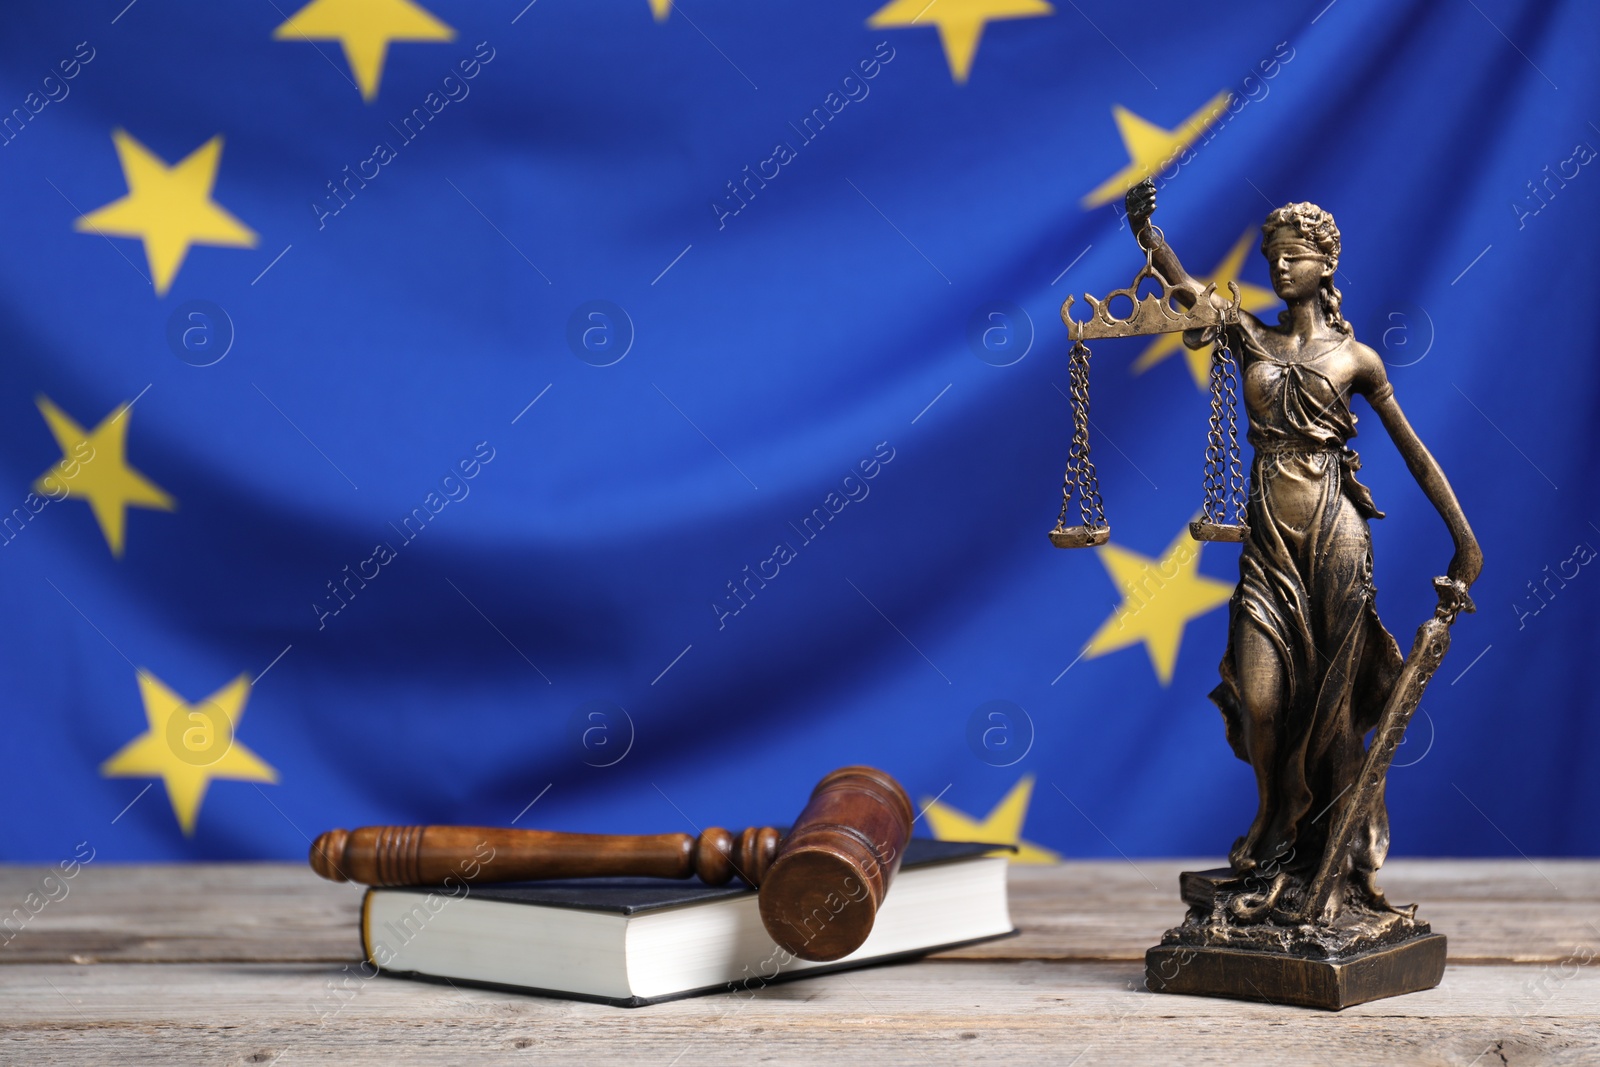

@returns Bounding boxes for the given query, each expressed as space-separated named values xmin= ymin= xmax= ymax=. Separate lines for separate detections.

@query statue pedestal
xmin=1144 ymin=868 xmax=1447 ymax=1010
xmin=1146 ymin=934 xmax=1446 ymax=1010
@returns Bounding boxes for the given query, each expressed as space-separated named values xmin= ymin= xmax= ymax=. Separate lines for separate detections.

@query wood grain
xmin=0 ymin=863 xmax=359 ymax=964
xmin=1 ymin=861 xmax=1596 ymax=1066
xmin=1 ymin=960 xmax=1596 ymax=1066
xmin=940 ymin=860 xmax=1600 ymax=964
xmin=3 ymin=859 xmax=1593 ymax=965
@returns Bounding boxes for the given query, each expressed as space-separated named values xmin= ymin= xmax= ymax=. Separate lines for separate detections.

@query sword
xmin=1294 ymin=575 xmax=1476 ymax=924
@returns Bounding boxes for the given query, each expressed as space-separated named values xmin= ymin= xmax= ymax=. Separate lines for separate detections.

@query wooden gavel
xmin=309 ymin=765 xmax=913 ymax=962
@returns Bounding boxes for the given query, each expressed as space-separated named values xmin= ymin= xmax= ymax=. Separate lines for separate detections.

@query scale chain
xmin=1069 ymin=341 xmax=1106 ymax=528
xmin=1199 ymin=326 xmax=1247 ymax=530
xmin=1054 ymin=416 xmax=1079 ymax=530
xmin=1220 ymin=333 xmax=1247 ymax=523
xmin=1203 ymin=336 xmax=1228 ymax=525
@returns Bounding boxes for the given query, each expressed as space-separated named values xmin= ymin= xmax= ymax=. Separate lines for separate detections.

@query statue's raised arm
xmin=1124 ymin=178 xmax=1251 ymax=348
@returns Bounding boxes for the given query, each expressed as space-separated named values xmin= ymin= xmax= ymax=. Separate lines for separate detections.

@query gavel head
xmin=757 ymin=765 xmax=914 ymax=963
xmin=308 ymin=828 xmax=351 ymax=882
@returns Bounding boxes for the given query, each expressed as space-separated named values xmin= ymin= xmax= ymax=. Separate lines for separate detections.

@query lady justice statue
xmin=1054 ymin=179 xmax=1482 ymax=1008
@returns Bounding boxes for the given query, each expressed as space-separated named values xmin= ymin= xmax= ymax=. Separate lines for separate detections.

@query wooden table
xmin=2 ymin=860 xmax=1596 ymax=1064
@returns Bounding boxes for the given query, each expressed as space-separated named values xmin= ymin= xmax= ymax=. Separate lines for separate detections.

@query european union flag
xmin=1 ymin=0 xmax=1594 ymax=864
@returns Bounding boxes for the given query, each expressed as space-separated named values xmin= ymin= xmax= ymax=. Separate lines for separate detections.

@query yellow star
xmin=649 ymin=0 xmax=672 ymax=20
xmin=102 ymin=672 xmax=278 ymax=837
xmin=923 ymin=775 xmax=1060 ymax=864
xmin=73 ymin=130 xmax=257 ymax=297
xmin=33 ymin=396 xmax=175 ymax=558
xmin=1081 ymin=91 xmax=1232 ymax=208
xmin=274 ymin=0 xmax=454 ymax=102
xmin=868 ymin=0 xmax=1053 ymax=84
xmin=1082 ymin=522 xmax=1234 ymax=685
xmin=1133 ymin=230 xmax=1278 ymax=389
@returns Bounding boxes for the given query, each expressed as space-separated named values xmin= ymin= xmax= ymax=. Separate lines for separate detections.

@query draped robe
xmin=1211 ymin=329 xmax=1405 ymax=881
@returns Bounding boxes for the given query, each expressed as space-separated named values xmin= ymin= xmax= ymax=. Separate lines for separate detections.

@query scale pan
xmin=1189 ymin=520 xmax=1248 ymax=543
xmin=1049 ymin=524 xmax=1110 ymax=549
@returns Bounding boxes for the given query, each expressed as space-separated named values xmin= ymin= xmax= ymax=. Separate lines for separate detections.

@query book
xmin=360 ymin=838 xmax=1015 ymax=1006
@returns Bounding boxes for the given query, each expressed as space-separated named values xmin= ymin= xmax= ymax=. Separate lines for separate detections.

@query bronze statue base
xmin=1145 ymin=934 xmax=1446 ymax=1010
xmin=1143 ymin=868 xmax=1447 ymax=1010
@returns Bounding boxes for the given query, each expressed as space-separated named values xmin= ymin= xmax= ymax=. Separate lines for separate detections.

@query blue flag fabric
xmin=1 ymin=0 xmax=1595 ymax=863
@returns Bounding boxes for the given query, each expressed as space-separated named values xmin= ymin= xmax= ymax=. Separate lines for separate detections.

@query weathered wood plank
xmin=0 ymin=960 xmax=1596 ymax=1066
xmin=2 ymin=861 xmax=1595 ymax=966
xmin=0 ymin=863 xmax=360 ymax=964
xmin=943 ymin=861 xmax=1600 ymax=964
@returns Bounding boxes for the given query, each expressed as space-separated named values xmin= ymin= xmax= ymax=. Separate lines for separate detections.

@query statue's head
xmin=1261 ymin=203 xmax=1351 ymax=335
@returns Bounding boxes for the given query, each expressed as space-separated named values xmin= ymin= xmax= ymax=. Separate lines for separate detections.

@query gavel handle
xmin=310 ymin=825 xmax=782 ymax=888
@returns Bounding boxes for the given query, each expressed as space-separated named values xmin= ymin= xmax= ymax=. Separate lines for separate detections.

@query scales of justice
xmin=1049 ymin=179 xmax=1483 ymax=1009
